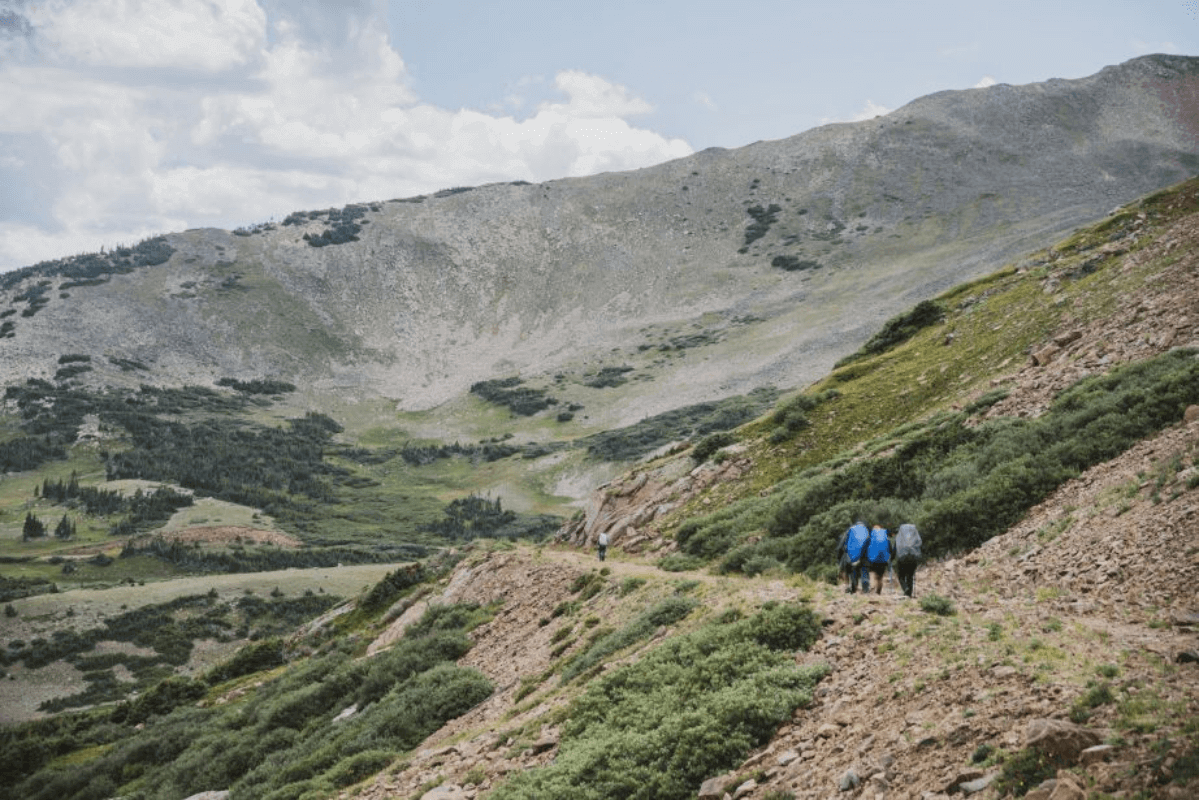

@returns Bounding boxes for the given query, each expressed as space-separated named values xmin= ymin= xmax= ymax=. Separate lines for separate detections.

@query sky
xmin=0 ymin=0 xmax=1195 ymax=273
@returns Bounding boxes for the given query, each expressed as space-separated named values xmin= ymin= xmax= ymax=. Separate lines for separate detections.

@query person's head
xmin=872 ymin=524 xmax=881 ymax=529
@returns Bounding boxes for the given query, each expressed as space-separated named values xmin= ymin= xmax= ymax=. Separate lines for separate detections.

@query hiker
xmin=887 ymin=528 xmax=898 ymax=593
xmin=894 ymin=523 xmax=922 ymax=597
xmin=866 ymin=524 xmax=892 ymax=595
xmin=597 ymin=531 xmax=608 ymax=561
xmin=837 ymin=526 xmax=852 ymax=591
xmin=843 ymin=521 xmax=871 ymax=593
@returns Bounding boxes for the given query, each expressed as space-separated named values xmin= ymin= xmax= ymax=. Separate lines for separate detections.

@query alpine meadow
xmin=0 ymin=54 xmax=1197 ymax=800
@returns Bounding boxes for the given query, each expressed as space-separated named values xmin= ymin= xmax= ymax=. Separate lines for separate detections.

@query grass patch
xmin=919 ymin=594 xmax=956 ymax=616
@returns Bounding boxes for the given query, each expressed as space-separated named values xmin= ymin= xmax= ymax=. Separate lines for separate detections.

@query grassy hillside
xmin=634 ymin=178 xmax=1197 ymax=572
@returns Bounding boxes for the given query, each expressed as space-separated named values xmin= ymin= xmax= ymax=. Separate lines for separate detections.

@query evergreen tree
xmin=22 ymin=512 xmax=45 ymax=540
xmin=54 ymin=514 xmax=75 ymax=540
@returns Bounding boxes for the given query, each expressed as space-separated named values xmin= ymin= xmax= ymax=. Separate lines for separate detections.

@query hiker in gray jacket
xmin=894 ymin=523 xmax=922 ymax=597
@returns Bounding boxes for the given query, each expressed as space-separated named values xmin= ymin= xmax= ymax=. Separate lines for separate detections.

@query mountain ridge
xmin=1 ymin=55 xmax=1195 ymax=428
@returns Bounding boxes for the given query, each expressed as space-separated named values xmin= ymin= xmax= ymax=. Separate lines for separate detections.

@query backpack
xmin=598 ymin=532 xmax=609 ymax=547
xmin=845 ymin=523 xmax=870 ymax=563
xmin=895 ymin=523 xmax=922 ymax=561
xmin=867 ymin=527 xmax=890 ymax=564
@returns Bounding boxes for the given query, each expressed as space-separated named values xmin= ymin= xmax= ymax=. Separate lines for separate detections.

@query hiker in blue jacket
xmin=843 ymin=521 xmax=872 ymax=594
xmin=866 ymin=524 xmax=892 ymax=595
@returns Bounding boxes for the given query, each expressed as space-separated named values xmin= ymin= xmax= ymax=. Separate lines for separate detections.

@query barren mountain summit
xmin=1 ymin=55 xmax=1195 ymax=422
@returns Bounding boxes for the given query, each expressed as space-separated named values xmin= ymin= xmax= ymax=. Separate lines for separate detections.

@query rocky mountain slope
xmin=333 ymin=184 xmax=1198 ymax=800
xmin=1 ymin=55 xmax=1195 ymax=434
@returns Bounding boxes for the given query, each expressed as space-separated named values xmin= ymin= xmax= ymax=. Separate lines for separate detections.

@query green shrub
xmin=404 ymin=602 xmax=492 ymax=637
xmin=692 ymin=431 xmax=736 ymax=464
xmin=766 ymin=348 xmax=1198 ymax=575
xmin=836 ymin=299 xmax=944 ymax=366
xmin=561 ymin=596 xmax=698 ymax=683
xmin=657 ymin=553 xmax=704 ymax=572
xmin=570 ymin=572 xmax=605 ymax=599
xmin=110 ymin=675 xmax=207 ymax=725
xmin=642 ymin=596 xmax=699 ymax=628
xmin=204 ymin=637 xmax=286 ymax=685
xmin=678 ymin=519 xmax=739 ymax=559
xmin=994 ymin=748 xmax=1064 ymax=797
xmin=618 ymin=577 xmax=646 ymax=596
xmin=919 ymin=594 xmax=956 ymax=616
xmin=971 ymin=743 xmax=995 ymax=764
xmin=354 ymin=630 xmax=473 ymax=707
xmin=745 ymin=603 xmax=822 ymax=651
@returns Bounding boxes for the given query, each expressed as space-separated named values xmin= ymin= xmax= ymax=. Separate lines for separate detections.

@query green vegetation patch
xmin=560 ymin=595 xmax=699 ymax=683
xmin=835 ymin=299 xmax=945 ymax=367
xmin=672 ymin=346 xmax=1196 ymax=578
xmin=470 ymin=377 xmax=558 ymax=417
xmin=418 ymin=494 xmax=561 ymax=543
xmin=1 ymin=590 xmax=342 ymax=714
xmin=492 ymin=603 xmax=827 ymax=800
xmin=583 ymin=387 xmax=778 ymax=462
xmin=3 ymin=597 xmax=494 ymax=800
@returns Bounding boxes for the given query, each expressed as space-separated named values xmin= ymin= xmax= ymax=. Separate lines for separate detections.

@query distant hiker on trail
xmin=597 ymin=531 xmax=608 ymax=561
xmin=843 ymin=521 xmax=871 ymax=593
xmin=894 ymin=523 xmax=922 ymax=598
xmin=866 ymin=524 xmax=892 ymax=595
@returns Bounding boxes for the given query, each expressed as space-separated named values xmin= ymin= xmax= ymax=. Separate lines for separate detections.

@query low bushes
xmin=5 ymin=601 xmax=495 ymax=800
xmin=492 ymin=603 xmax=827 ymax=800
xmin=669 ymin=348 xmax=1197 ymax=576
xmin=560 ymin=595 xmax=698 ymax=683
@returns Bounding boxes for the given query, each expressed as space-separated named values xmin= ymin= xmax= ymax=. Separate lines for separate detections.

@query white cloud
xmin=974 ymin=76 xmax=997 ymax=88
xmin=28 ymin=0 xmax=267 ymax=71
xmin=542 ymin=70 xmax=654 ymax=118
xmin=820 ymin=99 xmax=893 ymax=125
xmin=1131 ymin=38 xmax=1180 ymax=55
xmin=692 ymin=90 xmax=717 ymax=110
xmin=0 ymin=2 xmax=693 ymax=271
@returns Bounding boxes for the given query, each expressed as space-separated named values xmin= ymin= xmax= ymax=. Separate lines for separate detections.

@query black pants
xmin=598 ymin=544 xmax=607 ymax=561
xmin=896 ymin=557 xmax=918 ymax=597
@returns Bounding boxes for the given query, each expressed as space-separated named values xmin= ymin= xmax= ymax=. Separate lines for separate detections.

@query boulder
xmin=421 ymin=786 xmax=467 ymax=800
xmin=733 ymin=778 xmax=757 ymax=798
xmin=959 ymin=773 xmax=998 ymax=795
xmin=698 ymin=775 xmax=731 ymax=799
xmin=1047 ymin=771 xmax=1087 ymax=800
xmin=1024 ymin=719 xmax=1102 ymax=763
